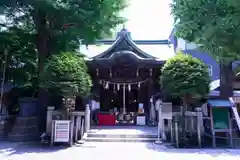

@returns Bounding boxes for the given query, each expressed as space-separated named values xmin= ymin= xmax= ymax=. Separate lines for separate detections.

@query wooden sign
xmin=212 ymin=108 xmax=229 ymax=129
xmin=136 ymin=116 xmax=146 ymax=125
xmin=54 ymin=120 xmax=70 ymax=142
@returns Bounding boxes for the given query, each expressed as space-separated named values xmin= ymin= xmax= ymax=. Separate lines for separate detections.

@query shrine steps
xmin=83 ymin=126 xmax=158 ymax=142
xmin=84 ymin=137 xmax=157 ymax=142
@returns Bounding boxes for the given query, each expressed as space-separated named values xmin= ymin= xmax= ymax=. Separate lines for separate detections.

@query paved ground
xmin=0 ymin=142 xmax=240 ymax=160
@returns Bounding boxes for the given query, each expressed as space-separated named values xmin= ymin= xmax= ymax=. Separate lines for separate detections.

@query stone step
xmin=14 ymin=117 xmax=38 ymax=126
xmin=84 ymin=136 xmax=157 ymax=142
xmin=8 ymin=133 xmax=39 ymax=142
xmin=87 ymin=133 xmax=157 ymax=138
xmin=0 ymin=130 xmax=4 ymax=140
xmin=11 ymin=125 xmax=38 ymax=134
xmin=86 ymin=126 xmax=160 ymax=142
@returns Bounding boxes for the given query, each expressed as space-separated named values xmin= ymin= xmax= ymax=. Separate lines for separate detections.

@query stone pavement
xmin=0 ymin=142 xmax=239 ymax=160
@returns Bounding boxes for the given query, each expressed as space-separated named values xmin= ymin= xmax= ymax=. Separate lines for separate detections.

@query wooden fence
xmin=46 ymin=105 xmax=90 ymax=146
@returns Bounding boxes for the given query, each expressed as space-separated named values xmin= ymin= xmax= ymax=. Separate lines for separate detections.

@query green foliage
xmin=0 ymin=0 xmax=127 ymax=90
xmin=234 ymin=66 xmax=240 ymax=76
xmin=0 ymin=28 xmax=37 ymax=87
xmin=161 ymin=52 xmax=210 ymax=99
xmin=171 ymin=0 xmax=240 ymax=63
xmin=41 ymin=52 xmax=92 ymax=97
xmin=0 ymin=0 xmax=127 ymax=45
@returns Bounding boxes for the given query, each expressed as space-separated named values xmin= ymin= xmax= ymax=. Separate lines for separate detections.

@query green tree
xmin=41 ymin=52 xmax=92 ymax=118
xmin=0 ymin=0 xmax=127 ymax=87
xmin=0 ymin=0 xmax=126 ymax=131
xmin=171 ymin=0 xmax=240 ymax=97
xmin=0 ymin=28 xmax=37 ymax=88
xmin=41 ymin=52 xmax=92 ymax=98
xmin=161 ymin=53 xmax=210 ymax=139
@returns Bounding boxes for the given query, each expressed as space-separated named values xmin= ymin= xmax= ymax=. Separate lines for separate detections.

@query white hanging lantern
xmin=110 ymin=69 xmax=112 ymax=77
xmin=149 ymin=68 xmax=152 ymax=76
xmin=105 ymin=82 xmax=109 ymax=89
xmin=117 ymin=84 xmax=120 ymax=91
xmin=96 ymin=68 xmax=99 ymax=76
xmin=136 ymin=69 xmax=139 ymax=76
xmin=128 ymin=84 xmax=131 ymax=92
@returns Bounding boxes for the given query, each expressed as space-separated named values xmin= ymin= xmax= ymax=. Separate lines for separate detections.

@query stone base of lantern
xmin=8 ymin=117 xmax=39 ymax=142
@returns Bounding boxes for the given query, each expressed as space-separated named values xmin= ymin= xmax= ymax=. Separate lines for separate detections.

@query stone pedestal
xmin=0 ymin=118 xmax=7 ymax=140
xmin=8 ymin=117 xmax=39 ymax=142
xmin=46 ymin=106 xmax=55 ymax=133
xmin=85 ymin=104 xmax=90 ymax=132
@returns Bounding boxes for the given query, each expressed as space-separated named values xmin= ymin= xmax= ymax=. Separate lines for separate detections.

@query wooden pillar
xmin=123 ymin=84 xmax=126 ymax=114
xmin=147 ymin=79 xmax=153 ymax=124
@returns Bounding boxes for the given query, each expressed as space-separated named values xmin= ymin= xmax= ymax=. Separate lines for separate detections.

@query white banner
xmin=229 ymin=97 xmax=240 ymax=131
xmin=54 ymin=120 xmax=70 ymax=142
xmin=232 ymin=107 xmax=240 ymax=131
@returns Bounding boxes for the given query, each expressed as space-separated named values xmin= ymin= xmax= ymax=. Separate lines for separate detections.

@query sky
xmin=0 ymin=0 xmax=174 ymax=40
xmin=120 ymin=0 xmax=173 ymax=40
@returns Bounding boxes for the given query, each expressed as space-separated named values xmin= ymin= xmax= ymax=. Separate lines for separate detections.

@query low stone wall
xmin=8 ymin=117 xmax=39 ymax=142
xmin=0 ymin=118 xmax=7 ymax=140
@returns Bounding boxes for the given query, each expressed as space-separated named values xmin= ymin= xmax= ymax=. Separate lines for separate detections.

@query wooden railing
xmin=46 ymin=105 xmax=91 ymax=146
xmin=156 ymin=106 xmax=203 ymax=148
xmin=171 ymin=108 xmax=203 ymax=148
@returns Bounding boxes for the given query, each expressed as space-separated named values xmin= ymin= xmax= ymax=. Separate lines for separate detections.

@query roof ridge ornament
xmin=117 ymin=25 xmax=131 ymax=38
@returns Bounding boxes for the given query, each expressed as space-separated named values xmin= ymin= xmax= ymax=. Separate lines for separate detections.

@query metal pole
xmin=0 ymin=49 xmax=8 ymax=115
xmin=123 ymin=84 xmax=126 ymax=114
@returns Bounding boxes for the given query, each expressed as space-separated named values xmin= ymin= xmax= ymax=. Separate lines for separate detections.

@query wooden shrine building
xmin=84 ymin=28 xmax=174 ymax=125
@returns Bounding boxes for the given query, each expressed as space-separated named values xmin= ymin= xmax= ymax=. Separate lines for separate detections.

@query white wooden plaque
xmin=136 ymin=116 xmax=146 ymax=125
xmin=54 ymin=120 xmax=70 ymax=142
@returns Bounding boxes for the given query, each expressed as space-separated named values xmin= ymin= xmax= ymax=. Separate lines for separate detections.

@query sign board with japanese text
xmin=54 ymin=120 xmax=70 ymax=142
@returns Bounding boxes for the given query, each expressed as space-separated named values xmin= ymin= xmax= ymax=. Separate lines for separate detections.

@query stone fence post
xmin=173 ymin=115 xmax=180 ymax=148
xmin=155 ymin=101 xmax=163 ymax=144
xmin=85 ymin=104 xmax=90 ymax=132
xmin=195 ymin=107 xmax=203 ymax=148
xmin=46 ymin=106 xmax=55 ymax=133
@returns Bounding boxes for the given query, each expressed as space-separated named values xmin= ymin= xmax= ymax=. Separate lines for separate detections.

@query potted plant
xmin=40 ymin=52 xmax=92 ymax=119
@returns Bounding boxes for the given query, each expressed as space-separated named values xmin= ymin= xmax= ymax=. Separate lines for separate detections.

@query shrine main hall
xmin=81 ymin=28 xmax=175 ymax=125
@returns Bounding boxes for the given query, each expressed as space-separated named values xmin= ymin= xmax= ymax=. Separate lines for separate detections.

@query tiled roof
xmin=80 ymin=44 xmax=175 ymax=60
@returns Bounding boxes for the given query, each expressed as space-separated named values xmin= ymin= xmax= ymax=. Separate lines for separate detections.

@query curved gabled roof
xmin=91 ymin=28 xmax=158 ymax=60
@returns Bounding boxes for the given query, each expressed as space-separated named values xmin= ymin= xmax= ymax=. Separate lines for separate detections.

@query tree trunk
xmin=219 ymin=62 xmax=233 ymax=98
xmin=5 ymin=49 xmax=11 ymax=82
xmin=32 ymin=9 xmax=50 ymax=132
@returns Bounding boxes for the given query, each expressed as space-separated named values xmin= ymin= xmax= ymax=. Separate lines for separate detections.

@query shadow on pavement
xmin=0 ymin=141 xmax=68 ymax=156
xmin=146 ymin=143 xmax=240 ymax=157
